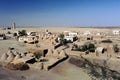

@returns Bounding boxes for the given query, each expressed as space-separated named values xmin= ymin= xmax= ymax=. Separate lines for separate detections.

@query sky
xmin=0 ymin=0 xmax=120 ymax=27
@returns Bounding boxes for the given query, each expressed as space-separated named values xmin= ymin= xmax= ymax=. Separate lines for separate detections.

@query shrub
xmin=88 ymin=43 xmax=95 ymax=49
xmin=72 ymin=42 xmax=96 ymax=52
xmin=33 ymin=51 xmax=43 ymax=62
xmin=18 ymin=30 xmax=27 ymax=36
xmin=81 ymin=44 xmax=88 ymax=51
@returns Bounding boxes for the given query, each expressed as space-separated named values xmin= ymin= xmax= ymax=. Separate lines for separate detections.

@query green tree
xmin=71 ymin=42 xmax=95 ymax=52
xmin=81 ymin=44 xmax=88 ymax=51
xmin=58 ymin=33 xmax=67 ymax=45
xmin=88 ymin=43 xmax=95 ymax=51
xmin=33 ymin=51 xmax=43 ymax=62
xmin=18 ymin=30 xmax=27 ymax=36
xmin=82 ymin=43 xmax=95 ymax=52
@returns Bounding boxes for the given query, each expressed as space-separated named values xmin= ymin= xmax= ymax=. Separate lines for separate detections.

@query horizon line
xmin=1 ymin=25 xmax=120 ymax=28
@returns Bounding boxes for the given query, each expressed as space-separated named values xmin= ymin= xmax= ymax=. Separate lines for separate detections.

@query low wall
xmin=47 ymin=56 xmax=68 ymax=70
xmin=54 ymin=43 xmax=62 ymax=49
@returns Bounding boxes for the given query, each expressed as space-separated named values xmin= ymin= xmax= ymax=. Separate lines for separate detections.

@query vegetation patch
xmin=69 ymin=56 xmax=120 ymax=80
xmin=18 ymin=30 xmax=27 ymax=36
xmin=33 ymin=51 xmax=43 ymax=62
xmin=71 ymin=42 xmax=96 ymax=53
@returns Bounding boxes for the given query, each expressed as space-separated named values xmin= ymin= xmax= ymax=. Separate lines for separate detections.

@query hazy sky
xmin=0 ymin=0 xmax=120 ymax=27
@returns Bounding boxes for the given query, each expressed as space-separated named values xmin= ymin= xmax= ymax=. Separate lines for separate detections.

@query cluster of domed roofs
xmin=0 ymin=50 xmax=26 ymax=63
xmin=46 ymin=49 xmax=67 ymax=59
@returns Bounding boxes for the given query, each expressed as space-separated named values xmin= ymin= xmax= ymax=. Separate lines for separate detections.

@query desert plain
xmin=0 ymin=27 xmax=120 ymax=80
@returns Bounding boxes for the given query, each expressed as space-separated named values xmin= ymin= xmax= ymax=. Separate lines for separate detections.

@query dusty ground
xmin=0 ymin=27 xmax=92 ymax=80
xmin=0 ymin=58 xmax=91 ymax=80
xmin=0 ymin=39 xmax=91 ymax=80
xmin=0 ymin=27 xmax=115 ymax=34
xmin=0 ymin=27 xmax=120 ymax=80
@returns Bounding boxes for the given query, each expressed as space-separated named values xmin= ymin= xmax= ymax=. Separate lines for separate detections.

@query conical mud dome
xmin=0 ymin=53 xmax=8 ymax=61
xmin=7 ymin=52 xmax=15 ymax=62
xmin=21 ymin=53 xmax=26 ymax=57
xmin=59 ymin=50 xmax=66 ymax=57
xmin=14 ymin=54 xmax=21 ymax=60
xmin=13 ymin=51 xmax=19 ymax=55
xmin=7 ymin=50 xmax=14 ymax=56
xmin=53 ymin=50 xmax=59 ymax=57
xmin=47 ymin=49 xmax=53 ymax=56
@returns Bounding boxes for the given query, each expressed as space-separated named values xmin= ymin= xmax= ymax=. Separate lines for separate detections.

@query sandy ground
xmin=0 ymin=27 xmax=92 ymax=80
xmin=0 ymin=27 xmax=119 ymax=80
xmin=0 ymin=27 xmax=116 ymax=34
xmin=0 ymin=58 xmax=91 ymax=80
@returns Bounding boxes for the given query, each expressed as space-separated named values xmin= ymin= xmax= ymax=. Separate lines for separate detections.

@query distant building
xmin=27 ymin=31 xmax=37 ymax=36
xmin=83 ymin=31 xmax=91 ymax=35
xmin=18 ymin=36 xmax=38 ymax=44
xmin=69 ymin=32 xmax=78 ymax=36
xmin=58 ymin=36 xmax=77 ymax=42
xmin=64 ymin=31 xmax=78 ymax=36
xmin=64 ymin=36 xmax=77 ymax=42
xmin=113 ymin=30 xmax=120 ymax=35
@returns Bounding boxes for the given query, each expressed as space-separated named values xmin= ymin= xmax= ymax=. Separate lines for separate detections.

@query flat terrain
xmin=0 ymin=39 xmax=91 ymax=80
xmin=0 ymin=27 xmax=120 ymax=80
xmin=0 ymin=58 xmax=91 ymax=80
xmin=0 ymin=27 xmax=115 ymax=34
